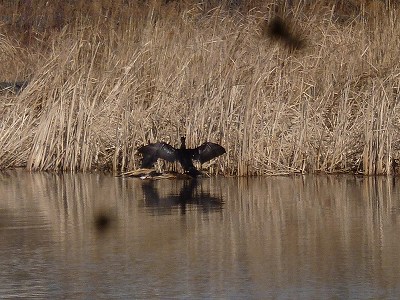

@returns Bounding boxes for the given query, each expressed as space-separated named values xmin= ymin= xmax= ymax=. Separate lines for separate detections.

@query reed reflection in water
xmin=0 ymin=171 xmax=400 ymax=298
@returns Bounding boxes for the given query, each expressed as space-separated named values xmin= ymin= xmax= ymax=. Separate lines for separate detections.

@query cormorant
xmin=137 ymin=136 xmax=225 ymax=177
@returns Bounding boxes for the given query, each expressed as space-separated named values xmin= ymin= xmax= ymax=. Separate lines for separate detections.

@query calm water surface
xmin=1 ymin=171 xmax=400 ymax=299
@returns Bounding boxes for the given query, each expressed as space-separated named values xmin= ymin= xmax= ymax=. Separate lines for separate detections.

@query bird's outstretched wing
xmin=138 ymin=142 xmax=177 ymax=168
xmin=192 ymin=142 xmax=226 ymax=164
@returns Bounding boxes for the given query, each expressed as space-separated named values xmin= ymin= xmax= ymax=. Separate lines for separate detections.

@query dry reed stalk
xmin=362 ymin=81 xmax=397 ymax=175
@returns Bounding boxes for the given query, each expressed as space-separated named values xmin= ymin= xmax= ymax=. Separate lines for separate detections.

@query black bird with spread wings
xmin=137 ymin=136 xmax=225 ymax=177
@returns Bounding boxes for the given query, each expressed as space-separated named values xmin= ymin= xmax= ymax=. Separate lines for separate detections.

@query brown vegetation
xmin=0 ymin=0 xmax=399 ymax=175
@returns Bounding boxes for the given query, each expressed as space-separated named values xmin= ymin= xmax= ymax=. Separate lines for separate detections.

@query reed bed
xmin=0 ymin=0 xmax=399 ymax=175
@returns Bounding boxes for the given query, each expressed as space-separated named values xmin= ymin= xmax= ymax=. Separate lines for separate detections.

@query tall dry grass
xmin=0 ymin=0 xmax=399 ymax=175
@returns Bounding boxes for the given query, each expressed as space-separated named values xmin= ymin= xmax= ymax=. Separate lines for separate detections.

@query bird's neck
xmin=180 ymin=138 xmax=186 ymax=149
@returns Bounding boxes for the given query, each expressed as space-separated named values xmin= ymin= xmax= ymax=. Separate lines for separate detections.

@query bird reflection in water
xmin=141 ymin=179 xmax=223 ymax=215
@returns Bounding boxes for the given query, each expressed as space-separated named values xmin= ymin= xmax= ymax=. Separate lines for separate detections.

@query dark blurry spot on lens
xmin=263 ymin=16 xmax=305 ymax=51
xmin=267 ymin=17 xmax=291 ymax=40
xmin=94 ymin=212 xmax=112 ymax=233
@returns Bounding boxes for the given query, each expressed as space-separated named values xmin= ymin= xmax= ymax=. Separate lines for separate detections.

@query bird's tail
xmin=185 ymin=167 xmax=202 ymax=178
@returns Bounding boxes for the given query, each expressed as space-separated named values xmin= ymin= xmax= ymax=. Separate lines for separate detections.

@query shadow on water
xmin=1 ymin=171 xmax=400 ymax=298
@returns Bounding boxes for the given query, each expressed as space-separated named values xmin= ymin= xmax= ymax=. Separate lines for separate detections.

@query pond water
xmin=1 ymin=171 xmax=400 ymax=299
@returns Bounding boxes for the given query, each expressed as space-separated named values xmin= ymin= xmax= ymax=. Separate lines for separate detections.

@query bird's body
xmin=138 ymin=136 xmax=225 ymax=177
